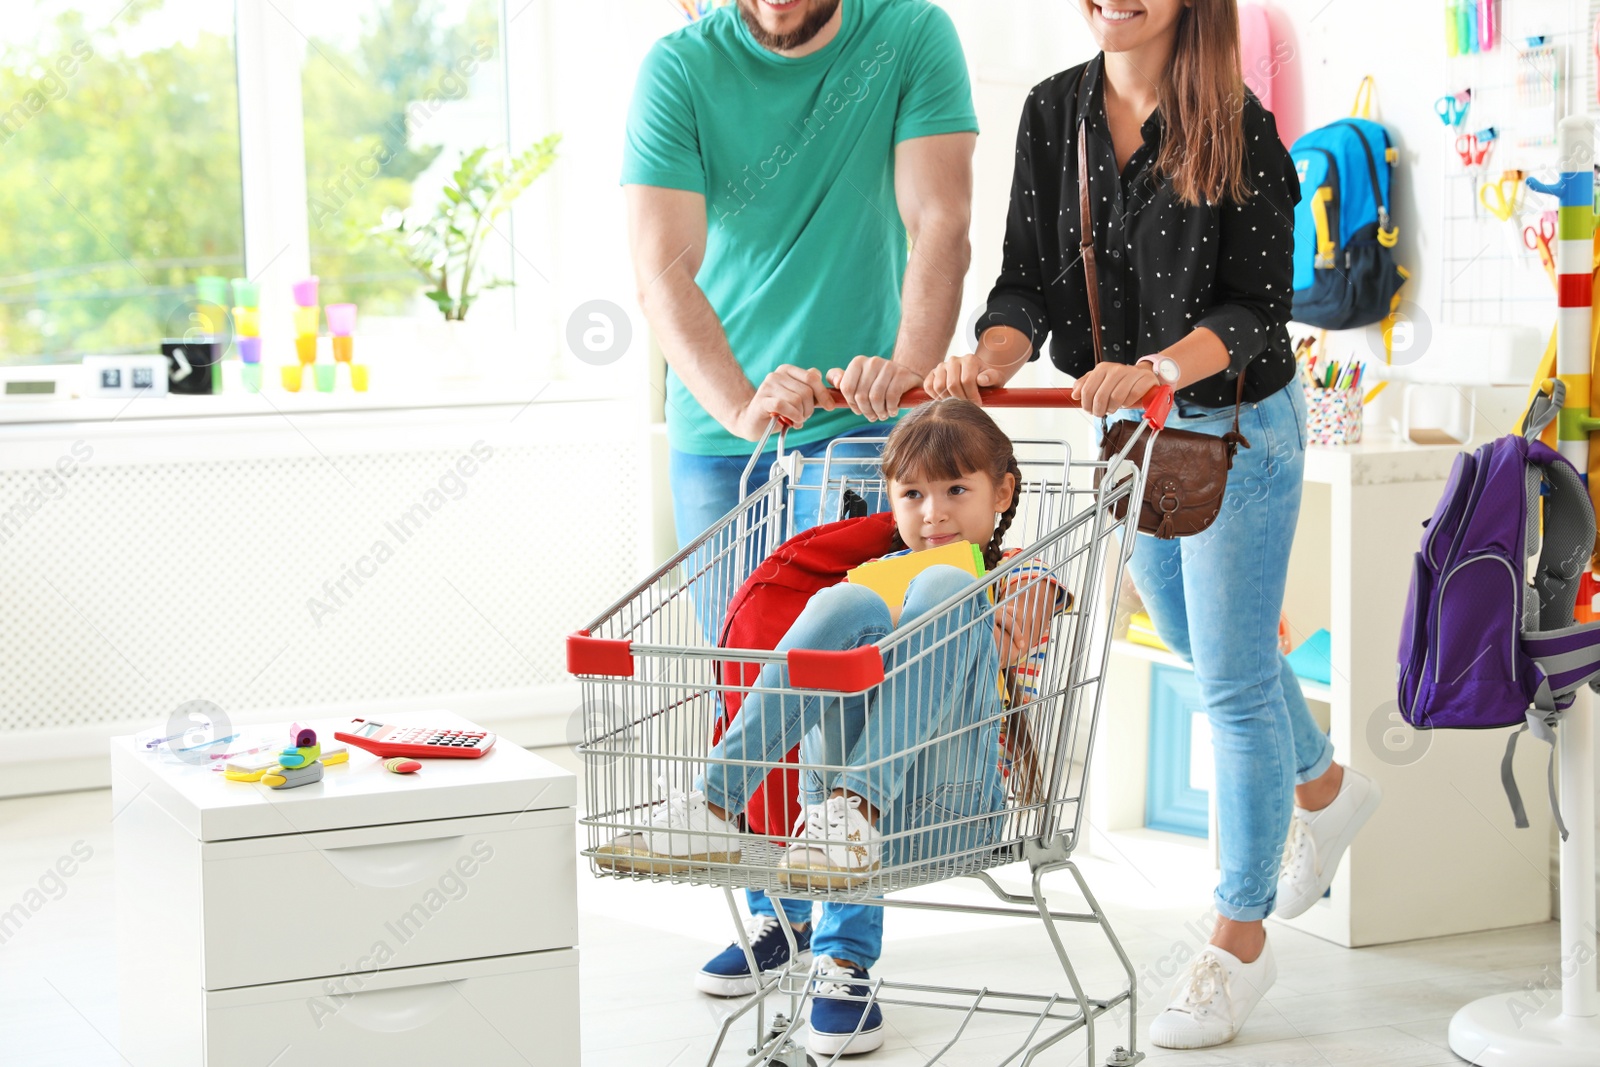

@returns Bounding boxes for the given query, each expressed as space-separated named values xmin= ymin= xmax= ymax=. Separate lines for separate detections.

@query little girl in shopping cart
xmin=601 ymin=399 xmax=1072 ymax=1054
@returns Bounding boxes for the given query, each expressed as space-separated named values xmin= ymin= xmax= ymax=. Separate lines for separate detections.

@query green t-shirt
xmin=622 ymin=0 xmax=978 ymax=456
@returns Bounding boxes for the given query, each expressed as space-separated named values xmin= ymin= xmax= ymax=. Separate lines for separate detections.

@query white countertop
xmin=109 ymin=711 xmax=576 ymax=841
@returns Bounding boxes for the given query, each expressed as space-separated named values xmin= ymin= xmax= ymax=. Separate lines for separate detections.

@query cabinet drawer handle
xmin=335 ymin=980 xmax=456 ymax=1033
xmin=320 ymin=835 xmax=467 ymax=888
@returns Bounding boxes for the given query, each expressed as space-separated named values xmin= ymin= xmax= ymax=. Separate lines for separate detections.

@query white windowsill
xmin=0 ymin=367 xmax=630 ymax=426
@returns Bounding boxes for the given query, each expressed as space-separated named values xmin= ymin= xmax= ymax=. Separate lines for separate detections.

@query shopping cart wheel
xmin=1105 ymin=1045 xmax=1145 ymax=1066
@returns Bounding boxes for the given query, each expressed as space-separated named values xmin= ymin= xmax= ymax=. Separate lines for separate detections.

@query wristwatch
xmin=1137 ymin=354 xmax=1181 ymax=387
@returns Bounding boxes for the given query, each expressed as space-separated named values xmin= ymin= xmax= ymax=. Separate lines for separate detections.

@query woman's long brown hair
xmin=1151 ymin=0 xmax=1252 ymax=206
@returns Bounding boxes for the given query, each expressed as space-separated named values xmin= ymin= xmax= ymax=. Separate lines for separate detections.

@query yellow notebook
xmin=846 ymin=540 xmax=986 ymax=608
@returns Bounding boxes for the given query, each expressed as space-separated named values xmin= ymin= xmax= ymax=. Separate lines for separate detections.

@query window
xmin=0 ymin=1 xmax=244 ymax=365
xmin=300 ymin=0 xmax=511 ymax=329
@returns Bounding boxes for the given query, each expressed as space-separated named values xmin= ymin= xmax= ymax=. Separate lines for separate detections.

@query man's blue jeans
xmin=669 ymin=425 xmax=893 ymax=937
xmin=1104 ymin=382 xmax=1333 ymax=921
xmin=698 ymin=567 xmax=1007 ymax=969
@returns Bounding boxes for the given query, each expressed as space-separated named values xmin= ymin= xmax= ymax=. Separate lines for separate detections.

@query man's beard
xmin=737 ymin=0 xmax=842 ymax=51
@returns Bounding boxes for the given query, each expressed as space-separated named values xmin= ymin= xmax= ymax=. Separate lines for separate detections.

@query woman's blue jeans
xmin=698 ymin=566 xmax=1007 ymax=968
xmin=1105 ymin=382 xmax=1333 ymax=921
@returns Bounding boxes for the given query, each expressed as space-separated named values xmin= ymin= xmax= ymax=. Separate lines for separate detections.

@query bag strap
xmin=1350 ymin=75 xmax=1376 ymax=119
xmin=1075 ymin=114 xmax=1247 ymax=438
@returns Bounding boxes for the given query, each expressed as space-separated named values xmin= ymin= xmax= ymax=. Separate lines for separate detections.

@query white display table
xmin=111 ymin=711 xmax=578 ymax=1066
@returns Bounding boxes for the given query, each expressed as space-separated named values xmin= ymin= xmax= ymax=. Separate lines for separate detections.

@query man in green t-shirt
xmin=622 ymin=0 xmax=976 ymax=1054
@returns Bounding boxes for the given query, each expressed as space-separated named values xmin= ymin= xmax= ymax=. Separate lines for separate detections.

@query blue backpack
xmin=1290 ymin=78 xmax=1408 ymax=329
xmin=1397 ymin=383 xmax=1600 ymax=840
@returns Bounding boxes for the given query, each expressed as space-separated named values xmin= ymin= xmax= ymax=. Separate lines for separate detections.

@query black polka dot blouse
xmin=982 ymin=53 xmax=1302 ymax=408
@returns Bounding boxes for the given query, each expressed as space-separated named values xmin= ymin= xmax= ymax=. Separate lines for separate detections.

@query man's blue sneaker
xmin=695 ymin=915 xmax=812 ymax=997
xmin=806 ymin=955 xmax=885 ymax=1056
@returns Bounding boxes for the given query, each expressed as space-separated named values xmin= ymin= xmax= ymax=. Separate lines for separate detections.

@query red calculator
xmin=334 ymin=719 xmax=497 ymax=759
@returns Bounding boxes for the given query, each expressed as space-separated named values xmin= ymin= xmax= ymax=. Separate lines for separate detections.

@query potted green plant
xmin=371 ymin=136 xmax=560 ymax=377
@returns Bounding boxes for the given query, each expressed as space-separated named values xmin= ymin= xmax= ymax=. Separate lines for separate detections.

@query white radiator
xmin=0 ymin=395 xmax=651 ymax=794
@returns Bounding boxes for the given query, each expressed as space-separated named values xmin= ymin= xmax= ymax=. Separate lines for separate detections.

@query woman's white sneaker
xmin=1275 ymin=765 xmax=1383 ymax=920
xmin=1149 ymin=938 xmax=1277 ymax=1049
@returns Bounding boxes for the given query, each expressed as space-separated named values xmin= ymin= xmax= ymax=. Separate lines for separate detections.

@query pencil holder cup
xmin=280 ymin=365 xmax=303 ymax=392
xmin=1304 ymin=380 xmax=1363 ymax=446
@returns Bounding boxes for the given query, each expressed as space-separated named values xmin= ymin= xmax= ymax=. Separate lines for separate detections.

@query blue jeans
xmin=698 ymin=566 xmax=1008 ymax=968
xmin=1103 ymin=382 xmax=1333 ymax=921
xmin=669 ymin=425 xmax=892 ymax=933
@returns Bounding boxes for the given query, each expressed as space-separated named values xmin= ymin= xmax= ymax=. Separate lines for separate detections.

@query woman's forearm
xmin=1163 ymin=327 xmax=1233 ymax=390
xmin=974 ymin=325 xmax=1035 ymax=385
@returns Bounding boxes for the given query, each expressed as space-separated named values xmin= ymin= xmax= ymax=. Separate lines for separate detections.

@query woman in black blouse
xmin=926 ymin=0 xmax=1383 ymax=1051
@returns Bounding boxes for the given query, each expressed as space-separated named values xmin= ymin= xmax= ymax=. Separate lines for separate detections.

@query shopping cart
xmin=568 ymin=385 xmax=1172 ymax=1066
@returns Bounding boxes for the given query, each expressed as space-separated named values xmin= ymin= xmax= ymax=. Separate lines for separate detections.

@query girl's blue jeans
xmin=698 ymin=565 xmax=1007 ymax=968
xmin=670 ymin=428 xmax=892 ymax=940
xmin=1105 ymin=381 xmax=1333 ymax=921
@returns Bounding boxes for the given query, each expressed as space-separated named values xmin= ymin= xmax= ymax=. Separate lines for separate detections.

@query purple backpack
xmin=1398 ymin=383 xmax=1598 ymax=839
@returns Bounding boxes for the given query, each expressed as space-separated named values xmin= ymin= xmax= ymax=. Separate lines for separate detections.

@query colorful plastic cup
xmin=292 ymin=305 xmax=319 ymax=337
xmin=294 ymin=335 xmax=317 ymax=364
xmin=324 ymin=303 xmax=357 ymax=336
xmin=237 ymin=336 xmax=262 ymax=364
xmin=349 ymin=364 xmax=369 ymax=392
xmin=332 ymin=335 xmax=353 ymax=362
xmin=241 ymin=363 xmax=263 ymax=393
xmin=195 ymin=275 xmax=230 ymax=306
xmin=194 ymin=304 xmax=228 ymax=336
xmin=230 ymin=278 xmax=259 ymax=307
xmin=232 ymin=306 xmax=259 ymax=337
xmin=291 ymin=276 xmax=319 ymax=308
xmin=280 ymin=365 xmax=303 ymax=392
xmin=314 ymin=364 xmax=336 ymax=392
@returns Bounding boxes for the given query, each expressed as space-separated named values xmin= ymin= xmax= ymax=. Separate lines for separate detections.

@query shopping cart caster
xmin=1105 ymin=1045 xmax=1145 ymax=1066
xmin=748 ymin=1013 xmax=813 ymax=1067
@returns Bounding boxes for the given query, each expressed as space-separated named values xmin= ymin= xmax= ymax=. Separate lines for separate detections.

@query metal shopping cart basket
xmin=567 ymin=386 xmax=1172 ymax=1067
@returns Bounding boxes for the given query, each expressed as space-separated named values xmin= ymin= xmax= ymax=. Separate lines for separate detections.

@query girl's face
xmin=889 ymin=468 xmax=1016 ymax=553
xmin=1079 ymin=0 xmax=1186 ymax=52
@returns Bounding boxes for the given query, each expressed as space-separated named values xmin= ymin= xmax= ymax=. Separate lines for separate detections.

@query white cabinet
xmin=112 ymin=711 xmax=579 ymax=1066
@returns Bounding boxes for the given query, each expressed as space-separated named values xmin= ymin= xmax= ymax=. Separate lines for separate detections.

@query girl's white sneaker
xmin=1148 ymin=938 xmax=1277 ymax=1050
xmin=779 ymin=795 xmax=881 ymax=889
xmin=594 ymin=785 xmax=740 ymax=874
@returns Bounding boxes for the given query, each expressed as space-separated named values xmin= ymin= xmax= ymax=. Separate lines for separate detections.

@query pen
xmin=175 ymin=732 xmax=239 ymax=753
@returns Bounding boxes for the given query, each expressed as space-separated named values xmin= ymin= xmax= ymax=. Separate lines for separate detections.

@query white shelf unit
xmin=1089 ymin=437 xmax=1557 ymax=948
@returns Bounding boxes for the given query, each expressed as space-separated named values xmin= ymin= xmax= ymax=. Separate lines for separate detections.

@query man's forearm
xmin=639 ymin=273 xmax=752 ymax=433
xmin=890 ymin=217 xmax=971 ymax=375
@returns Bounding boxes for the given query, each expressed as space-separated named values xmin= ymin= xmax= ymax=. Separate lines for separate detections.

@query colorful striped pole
xmin=1525 ymin=121 xmax=1595 ymax=497
xmin=1450 ymin=115 xmax=1600 ymax=1065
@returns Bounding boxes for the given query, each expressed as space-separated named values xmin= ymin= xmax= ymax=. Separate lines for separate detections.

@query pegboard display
xmin=1440 ymin=0 xmax=1598 ymax=327
xmin=0 ymin=424 xmax=644 ymax=735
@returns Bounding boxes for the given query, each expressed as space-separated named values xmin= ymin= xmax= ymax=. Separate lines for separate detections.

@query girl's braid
xmin=983 ymin=455 xmax=1023 ymax=571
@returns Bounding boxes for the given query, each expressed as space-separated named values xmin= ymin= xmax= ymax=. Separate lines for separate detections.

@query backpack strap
xmin=1521 ymin=379 xmax=1565 ymax=440
xmin=1506 ymin=399 xmax=1596 ymax=842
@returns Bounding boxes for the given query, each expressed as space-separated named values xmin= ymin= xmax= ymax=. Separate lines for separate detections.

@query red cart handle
xmin=776 ymin=384 xmax=1174 ymax=432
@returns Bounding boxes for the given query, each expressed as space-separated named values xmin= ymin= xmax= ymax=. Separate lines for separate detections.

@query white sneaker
xmin=594 ymin=784 xmax=740 ymax=874
xmin=779 ymin=795 xmax=881 ymax=889
xmin=1275 ymin=765 xmax=1383 ymax=920
xmin=1149 ymin=939 xmax=1277 ymax=1049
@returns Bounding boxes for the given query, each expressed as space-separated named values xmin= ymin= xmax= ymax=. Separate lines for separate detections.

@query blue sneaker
xmin=695 ymin=915 xmax=812 ymax=997
xmin=806 ymin=955 xmax=885 ymax=1056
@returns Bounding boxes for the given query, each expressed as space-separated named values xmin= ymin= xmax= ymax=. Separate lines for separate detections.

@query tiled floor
xmin=0 ymin=756 xmax=1561 ymax=1066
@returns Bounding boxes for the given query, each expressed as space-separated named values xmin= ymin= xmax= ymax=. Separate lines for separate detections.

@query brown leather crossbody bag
xmin=1080 ymin=123 xmax=1250 ymax=539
